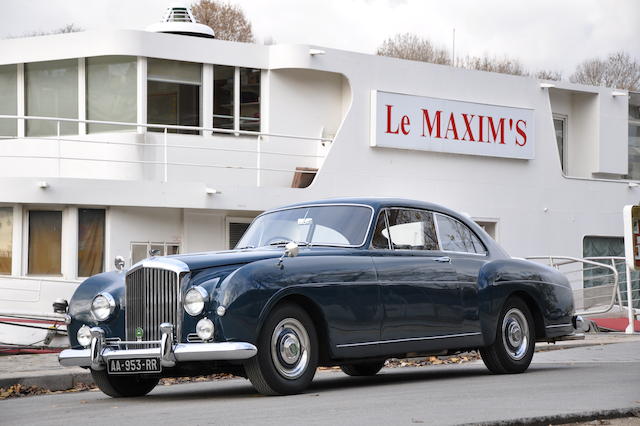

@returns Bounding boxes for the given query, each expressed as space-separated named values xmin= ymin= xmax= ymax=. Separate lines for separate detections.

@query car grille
xmin=125 ymin=267 xmax=182 ymax=344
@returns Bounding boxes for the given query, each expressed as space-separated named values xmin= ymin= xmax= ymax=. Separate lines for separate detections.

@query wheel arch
xmin=507 ymin=290 xmax=546 ymax=341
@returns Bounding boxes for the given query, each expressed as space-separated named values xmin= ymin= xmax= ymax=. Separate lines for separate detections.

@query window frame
xmin=553 ymin=113 xmax=568 ymax=174
xmin=129 ymin=241 xmax=181 ymax=266
xmin=24 ymin=207 xmax=64 ymax=277
xmin=76 ymin=207 xmax=107 ymax=279
xmin=434 ymin=212 xmax=488 ymax=256
xmin=213 ymin=66 xmax=263 ymax=134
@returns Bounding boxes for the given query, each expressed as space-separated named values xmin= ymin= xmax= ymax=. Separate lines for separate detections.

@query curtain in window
xmin=78 ymin=209 xmax=105 ymax=277
xmin=0 ymin=65 xmax=17 ymax=137
xmin=25 ymin=59 xmax=78 ymax=137
xmin=28 ymin=211 xmax=62 ymax=275
xmin=0 ymin=207 xmax=12 ymax=274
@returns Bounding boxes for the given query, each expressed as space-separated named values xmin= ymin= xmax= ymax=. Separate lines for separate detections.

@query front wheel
xmin=480 ymin=297 xmax=535 ymax=374
xmin=245 ymin=303 xmax=318 ymax=395
xmin=91 ymin=370 xmax=159 ymax=397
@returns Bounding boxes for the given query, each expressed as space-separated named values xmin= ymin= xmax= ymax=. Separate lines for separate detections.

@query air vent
xmin=146 ymin=3 xmax=215 ymax=38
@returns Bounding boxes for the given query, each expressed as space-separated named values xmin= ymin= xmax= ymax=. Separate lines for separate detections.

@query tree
xmin=5 ymin=23 xmax=82 ymax=39
xmin=460 ymin=54 xmax=528 ymax=76
xmin=191 ymin=0 xmax=254 ymax=43
xmin=570 ymin=51 xmax=640 ymax=91
xmin=376 ymin=33 xmax=450 ymax=65
xmin=535 ymin=69 xmax=562 ymax=81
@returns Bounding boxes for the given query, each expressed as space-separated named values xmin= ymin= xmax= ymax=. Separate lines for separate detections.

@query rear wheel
xmin=245 ymin=303 xmax=318 ymax=395
xmin=340 ymin=361 xmax=385 ymax=377
xmin=91 ymin=370 xmax=159 ymax=397
xmin=480 ymin=297 xmax=535 ymax=374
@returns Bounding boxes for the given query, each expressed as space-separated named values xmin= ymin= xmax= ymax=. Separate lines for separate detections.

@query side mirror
xmin=114 ymin=255 xmax=126 ymax=271
xmin=285 ymin=241 xmax=299 ymax=258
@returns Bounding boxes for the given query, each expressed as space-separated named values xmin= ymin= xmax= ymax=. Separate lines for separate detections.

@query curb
xmin=0 ymin=370 xmax=93 ymax=392
xmin=461 ymin=407 xmax=640 ymax=425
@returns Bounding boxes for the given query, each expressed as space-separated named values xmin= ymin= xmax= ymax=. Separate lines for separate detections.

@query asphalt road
xmin=2 ymin=342 xmax=640 ymax=426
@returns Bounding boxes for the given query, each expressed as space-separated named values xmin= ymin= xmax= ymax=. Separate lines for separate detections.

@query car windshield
xmin=236 ymin=205 xmax=373 ymax=248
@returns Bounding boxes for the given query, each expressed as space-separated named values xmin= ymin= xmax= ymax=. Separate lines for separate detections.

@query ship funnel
xmin=146 ymin=2 xmax=215 ymax=38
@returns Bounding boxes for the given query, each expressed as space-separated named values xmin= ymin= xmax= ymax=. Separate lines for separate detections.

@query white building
xmin=0 ymin=6 xmax=638 ymax=348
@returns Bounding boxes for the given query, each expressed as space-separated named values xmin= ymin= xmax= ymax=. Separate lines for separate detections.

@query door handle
xmin=433 ymin=256 xmax=451 ymax=263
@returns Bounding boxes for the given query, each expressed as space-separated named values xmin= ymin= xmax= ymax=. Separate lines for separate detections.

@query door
xmin=371 ymin=208 xmax=464 ymax=354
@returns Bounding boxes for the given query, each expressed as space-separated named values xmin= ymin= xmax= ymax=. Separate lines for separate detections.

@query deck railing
xmin=0 ymin=114 xmax=333 ymax=186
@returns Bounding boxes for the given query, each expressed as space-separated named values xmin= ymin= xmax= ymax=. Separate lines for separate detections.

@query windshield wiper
xmin=236 ymin=245 xmax=255 ymax=249
xmin=267 ymin=240 xmax=311 ymax=247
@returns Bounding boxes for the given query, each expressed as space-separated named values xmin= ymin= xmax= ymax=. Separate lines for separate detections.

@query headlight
xmin=184 ymin=286 xmax=208 ymax=316
xmin=91 ymin=292 xmax=116 ymax=321
xmin=77 ymin=325 xmax=92 ymax=347
xmin=196 ymin=318 xmax=214 ymax=341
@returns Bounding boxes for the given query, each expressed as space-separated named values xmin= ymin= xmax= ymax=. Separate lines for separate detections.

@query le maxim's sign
xmin=370 ymin=90 xmax=535 ymax=160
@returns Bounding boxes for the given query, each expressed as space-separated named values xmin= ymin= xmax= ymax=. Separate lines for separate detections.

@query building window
xmin=553 ymin=114 xmax=567 ymax=173
xmin=25 ymin=59 xmax=78 ymax=137
xmin=628 ymin=92 xmax=640 ymax=181
xmin=0 ymin=207 xmax=12 ymax=275
xmin=86 ymin=56 xmax=137 ymax=133
xmin=147 ymin=58 xmax=202 ymax=134
xmin=474 ymin=220 xmax=497 ymax=240
xmin=228 ymin=221 xmax=251 ymax=249
xmin=78 ymin=209 xmax=105 ymax=277
xmin=239 ymin=68 xmax=260 ymax=131
xmin=213 ymin=65 xmax=234 ymax=130
xmin=213 ymin=66 xmax=261 ymax=132
xmin=130 ymin=242 xmax=180 ymax=265
xmin=28 ymin=210 xmax=62 ymax=275
xmin=0 ymin=65 xmax=17 ymax=138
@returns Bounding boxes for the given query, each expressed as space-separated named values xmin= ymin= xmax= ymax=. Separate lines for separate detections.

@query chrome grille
xmin=125 ymin=267 xmax=181 ymax=343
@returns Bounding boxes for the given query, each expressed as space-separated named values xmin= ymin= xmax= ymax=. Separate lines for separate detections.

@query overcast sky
xmin=2 ymin=0 xmax=638 ymax=76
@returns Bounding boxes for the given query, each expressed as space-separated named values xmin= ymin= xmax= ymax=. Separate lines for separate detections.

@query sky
xmin=1 ymin=0 xmax=638 ymax=77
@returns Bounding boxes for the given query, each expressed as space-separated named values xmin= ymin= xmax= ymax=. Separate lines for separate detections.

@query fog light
xmin=196 ymin=318 xmax=214 ymax=341
xmin=77 ymin=325 xmax=92 ymax=347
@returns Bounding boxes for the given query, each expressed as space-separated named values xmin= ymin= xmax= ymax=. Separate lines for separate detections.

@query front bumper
xmin=59 ymin=323 xmax=257 ymax=369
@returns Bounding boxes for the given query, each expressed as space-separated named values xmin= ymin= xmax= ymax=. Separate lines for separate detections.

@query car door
xmin=371 ymin=208 xmax=465 ymax=354
xmin=434 ymin=212 xmax=488 ymax=339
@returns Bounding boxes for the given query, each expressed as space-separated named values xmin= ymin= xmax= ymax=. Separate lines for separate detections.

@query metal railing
xmin=0 ymin=114 xmax=333 ymax=186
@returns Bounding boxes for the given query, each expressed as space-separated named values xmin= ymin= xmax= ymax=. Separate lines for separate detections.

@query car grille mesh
xmin=125 ymin=267 xmax=181 ymax=344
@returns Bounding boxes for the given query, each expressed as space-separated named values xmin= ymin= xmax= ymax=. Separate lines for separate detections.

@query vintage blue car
xmin=59 ymin=198 xmax=582 ymax=397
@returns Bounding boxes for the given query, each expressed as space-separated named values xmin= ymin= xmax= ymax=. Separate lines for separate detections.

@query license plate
xmin=107 ymin=358 xmax=161 ymax=375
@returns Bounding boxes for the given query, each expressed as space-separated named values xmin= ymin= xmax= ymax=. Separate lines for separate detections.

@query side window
xmin=435 ymin=214 xmax=486 ymax=254
xmin=371 ymin=209 xmax=439 ymax=250
xmin=371 ymin=210 xmax=391 ymax=249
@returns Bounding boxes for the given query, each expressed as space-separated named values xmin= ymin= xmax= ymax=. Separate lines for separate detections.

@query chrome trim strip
xmin=545 ymin=323 xmax=573 ymax=329
xmin=128 ymin=256 xmax=190 ymax=275
xmin=336 ymin=332 xmax=482 ymax=348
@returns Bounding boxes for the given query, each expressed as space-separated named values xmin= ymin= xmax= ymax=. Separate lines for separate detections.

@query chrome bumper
xmin=59 ymin=323 xmax=257 ymax=369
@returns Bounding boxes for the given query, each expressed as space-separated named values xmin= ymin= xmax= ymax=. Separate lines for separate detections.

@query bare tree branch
xmin=460 ymin=54 xmax=528 ymax=76
xmin=191 ymin=0 xmax=254 ymax=43
xmin=570 ymin=51 xmax=640 ymax=91
xmin=377 ymin=33 xmax=451 ymax=65
xmin=535 ymin=69 xmax=562 ymax=81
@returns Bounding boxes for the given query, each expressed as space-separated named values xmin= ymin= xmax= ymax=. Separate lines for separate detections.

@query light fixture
xmin=628 ymin=182 xmax=639 ymax=188
xmin=309 ymin=48 xmax=326 ymax=56
xmin=612 ymin=91 xmax=628 ymax=97
xmin=539 ymin=83 xmax=556 ymax=89
xmin=205 ymin=187 xmax=220 ymax=195
xmin=37 ymin=181 xmax=49 ymax=189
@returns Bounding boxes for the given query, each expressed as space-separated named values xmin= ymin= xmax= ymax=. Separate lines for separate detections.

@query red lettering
xmin=421 ymin=109 xmax=442 ymax=138
xmin=444 ymin=113 xmax=459 ymax=140
xmin=487 ymin=117 xmax=505 ymax=144
xmin=515 ymin=120 xmax=527 ymax=146
xmin=478 ymin=115 xmax=486 ymax=142
xmin=385 ymin=105 xmax=399 ymax=134
xmin=461 ymin=114 xmax=476 ymax=141
xmin=400 ymin=115 xmax=410 ymax=135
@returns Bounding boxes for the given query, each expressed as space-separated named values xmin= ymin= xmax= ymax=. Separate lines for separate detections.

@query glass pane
xmin=628 ymin=125 xmax=640 ymax=180
xmin=240 ymin=68 xmax=260 ymax=131
xmin=0 ymin=65 xmax=17 ymax=137
xmin=25 ymin=59 xmax=78 ymax=137
xmin=28 ymin=210 xmax=62 ymax=275
xmin=150 ymin=244 xmax=164 ymax=256
xmin=213 ymin=65 xmax=234 ymax=130
xmin=147 ymin=81 xmax=200 ymax=134
xmin=166 ymin=244 xmax=180 ymax=255
xmin=131 ymin=244 xmax=148 ymax=265
xmin=371 ymin=211 xmax=390 ymax=249
xmin=629 ymin=92 xmax=640 ymax=120
xmin=435 ymin=214 xmax=479 ymax=254
xmin=86 ymin=56 xmax=136 ymax=133
xmin=386 ymin=209 xmax=438 ymax=250
xmin=0 ymin=207 xmax=12 ymax=274
xmin=78 ymin=209 xmax=105 ymax=277
xmin=553 ymin=118 xmax=565 ymax=171
xmin=147 ymin=58 xmax=201 ymax=85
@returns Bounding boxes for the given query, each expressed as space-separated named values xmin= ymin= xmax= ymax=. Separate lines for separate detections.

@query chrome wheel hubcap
xmin=271 ymin=318 xmax=309 ymax=379
xmin=501 ymin=308 xmax=529 ymax=361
